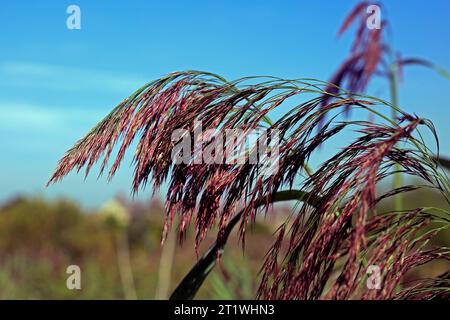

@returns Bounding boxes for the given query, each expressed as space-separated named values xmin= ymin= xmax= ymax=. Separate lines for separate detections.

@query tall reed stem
xmin=390 ymin=63 xmax=403 ymax=211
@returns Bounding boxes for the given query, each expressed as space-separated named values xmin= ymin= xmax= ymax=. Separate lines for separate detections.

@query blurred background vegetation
xmin=0 ymin=194 xmax=276 ymax=299
xmin=0 ymin=179 xmax=448 ymax=299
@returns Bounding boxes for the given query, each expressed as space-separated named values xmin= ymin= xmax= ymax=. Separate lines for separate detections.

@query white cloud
xmin=0 ymin=61 xmax=147 ymax=94
xmin=0 ymin=101 xmax=104 ymax=133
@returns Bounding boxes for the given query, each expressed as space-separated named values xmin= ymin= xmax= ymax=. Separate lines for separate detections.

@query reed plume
xmin=48 ymin=69 xmax=449 ymax=299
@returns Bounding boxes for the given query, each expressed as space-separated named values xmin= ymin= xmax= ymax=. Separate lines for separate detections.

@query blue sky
xmin=0 ymin=0 xmax=449 ymax=207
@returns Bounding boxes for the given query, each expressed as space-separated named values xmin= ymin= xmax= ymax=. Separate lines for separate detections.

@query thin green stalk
xmin=115 ymin=229 xmax=137 ymax=300
xmin=155 ymin=217 xmax=177 ymax=299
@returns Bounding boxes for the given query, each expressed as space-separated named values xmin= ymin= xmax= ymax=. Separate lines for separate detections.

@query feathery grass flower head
xmin=49 ymin=70 xmax=449 ymax=299
xmin=100 ymin=199 xmax=130 ymax=229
